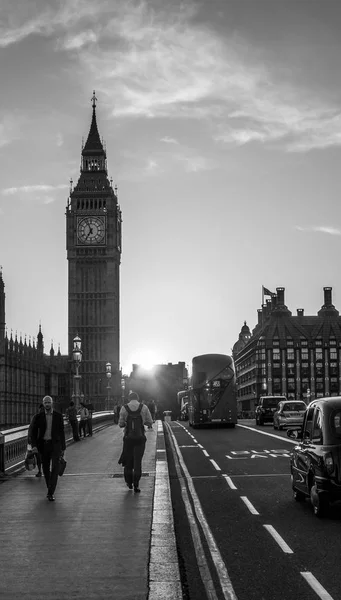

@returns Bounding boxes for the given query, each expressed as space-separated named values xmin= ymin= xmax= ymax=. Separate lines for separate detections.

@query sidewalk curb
xmin=148 ymin=420 xmax=182 ymax=600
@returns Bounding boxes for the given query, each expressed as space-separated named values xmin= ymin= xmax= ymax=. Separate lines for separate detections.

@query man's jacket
xmin=30 ymin=411 xmax=66 ymax=453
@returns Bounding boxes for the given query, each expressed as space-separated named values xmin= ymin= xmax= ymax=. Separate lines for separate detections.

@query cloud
xmin=161 ymin=136 xmax=179 ymax=144
xmin=2 ymin=184 xmax=68 ymax=195
xmin=295 ymin=226 xmax=341 ymax=236
xmin=56 ymin=133 xmax=63 ymax=147
xmin=175 ymin=153 xmax=217 ymax=173
xmin=3 ymin=1 xmax=341 ymax=153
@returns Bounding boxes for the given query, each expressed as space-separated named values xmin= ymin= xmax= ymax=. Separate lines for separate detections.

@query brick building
xmin=233 ymin=287 xmax=341 ymax=417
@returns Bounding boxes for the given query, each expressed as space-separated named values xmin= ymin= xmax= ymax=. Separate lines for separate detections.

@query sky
xmin=1 ymin=0 xmax=341 ymax=375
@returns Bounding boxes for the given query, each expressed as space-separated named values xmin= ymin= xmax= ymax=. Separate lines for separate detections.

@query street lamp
xmin=72 ymin=335 xmax=82 ymax=407
xmin=121 ymin=376 xmax=126 ymax=405
xmin=106 ymin=362 xmax=112 ymax=410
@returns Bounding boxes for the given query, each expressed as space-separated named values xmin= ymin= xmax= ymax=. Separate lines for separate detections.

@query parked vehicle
xmin=273 ymin=400 xmax=306 ymax=430
xmin=255 ymin=396 xmax=286 ymax=425
xmin=287 ymin=397 xmax=341 ymax=517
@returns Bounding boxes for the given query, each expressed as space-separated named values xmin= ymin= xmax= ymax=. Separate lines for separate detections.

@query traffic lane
xmin=190 ymin=475 xmax=319 ymax=600
xmin=184 ymin=422 xmax=294 ymax=477
xmin=189 ymin=423 xmax=341 ymax=600
xmin=233 ymin=471 xmax=341 ymax=599
xmin=172 ymin=427 xmax=326 ymax=600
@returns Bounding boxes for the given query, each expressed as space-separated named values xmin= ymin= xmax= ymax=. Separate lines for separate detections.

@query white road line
xmin=301 ymin=572 xmax=335 ymax=600
xmin=210 ymin=459 xmax=221 ymax=471
xmin=167 ymin=424 xmax=238 ymax=600
xmin=263 ymin=525 xmax=293 ymax=554
xmin=237 ymin=423 xmax=297 ymax=444
xmin=197 ymin=444 xmax=204 ymax=448
xmin=202 ymin=449 xmax=209 ymax=457
xmin=240 ymin=496 xmax=259 ymax=515
xmin=223 ymin=475 xmax=237 ymax=490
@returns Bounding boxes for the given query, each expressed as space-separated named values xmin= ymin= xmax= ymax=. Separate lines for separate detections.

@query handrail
xmin=0 ymin=411 xmax=115 ymax=475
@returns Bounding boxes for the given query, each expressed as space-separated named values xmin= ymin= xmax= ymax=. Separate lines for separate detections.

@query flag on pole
xmin=263 ymin=286 xmax=275 ymax=297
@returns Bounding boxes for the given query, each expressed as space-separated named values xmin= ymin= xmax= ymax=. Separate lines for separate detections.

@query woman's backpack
xmin=125 ymin=404 xmax=145 ymax=440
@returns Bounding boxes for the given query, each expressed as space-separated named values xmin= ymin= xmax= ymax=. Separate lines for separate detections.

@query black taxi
xmin=287 ymin=397 xmax=341 ymax=517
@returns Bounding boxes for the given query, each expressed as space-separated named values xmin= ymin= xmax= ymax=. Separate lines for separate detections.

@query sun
xmin=128 ymin=348 xmax=160 ymax=372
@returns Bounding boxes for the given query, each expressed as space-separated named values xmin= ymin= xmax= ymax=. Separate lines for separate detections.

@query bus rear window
xmin=262 ymin=397 xmax=284 ymax=408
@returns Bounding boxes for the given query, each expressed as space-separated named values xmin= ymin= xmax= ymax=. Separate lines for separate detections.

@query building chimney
xmin=257 ymin=309 xmax=262 ymax=326
xmin=271 ymin=295 xmax=277 ymax=310
xmin=324 ymin=287 xmax=332 ymax=307
xmin=276 ymin=287 xmax=285 ymax=306
xmin=297 ymin=309 xmax=304 ymax=317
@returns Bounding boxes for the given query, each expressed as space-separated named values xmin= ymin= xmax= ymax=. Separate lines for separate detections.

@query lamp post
xmin=121 ymin=376 xmax=126 ymax=405
xmin=106 ymin=362 xmax=112 ymax=410
xmin=72 ymin=335 xmax=82 ymax=408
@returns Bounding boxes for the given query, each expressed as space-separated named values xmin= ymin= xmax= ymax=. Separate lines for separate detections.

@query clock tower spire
xmin=66 ymin=93 xmax=122 ymax=409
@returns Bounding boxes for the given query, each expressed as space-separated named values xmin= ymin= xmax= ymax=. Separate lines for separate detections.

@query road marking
xmin=202 ymin=449 xmax=209 ymax=457
xmin=210 ymin=459 xmax=221 ymax=471
xmin=197 ymin=444 xmax=204 ymax=448
xmin=263 ymin=525 xmax=293 ymax=554
xmin=300 ymin=572 xmax=335 ymax=600
xmin=237 ymin=423 xmax=297 ymax=444
xmin=179 ymin=445 xmax=200 ymax=448
xmin=167 ymin=423 xmax=238 ymax=600
xmin=223 ymin=475 xmax=237 ymax=489
xmin=240 ymin=496 xmax=259 ymax=515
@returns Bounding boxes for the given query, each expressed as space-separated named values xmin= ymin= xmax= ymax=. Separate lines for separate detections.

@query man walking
xmin=66 ymin=400 xmax=80 ymax=442
xmin=118 ymin=392 xmax=153 ymax=493
xmin=30 ymin=395 xmax=66 ymax=501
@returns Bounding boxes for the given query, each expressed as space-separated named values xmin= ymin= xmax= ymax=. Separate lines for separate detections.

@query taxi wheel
xmin=310 ymin=480 xmax=329 ymax=517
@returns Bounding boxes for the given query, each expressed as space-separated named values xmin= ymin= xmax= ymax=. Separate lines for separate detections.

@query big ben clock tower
xmin=66 ymin=92 xmax=122 ymax=408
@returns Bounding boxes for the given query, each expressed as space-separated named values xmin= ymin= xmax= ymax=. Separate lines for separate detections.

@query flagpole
xmin=261 ymin=286 xmax=264 ymax=328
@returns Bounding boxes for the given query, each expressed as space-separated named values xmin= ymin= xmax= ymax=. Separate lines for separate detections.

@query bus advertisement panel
xmin=188 ymin=353 xmax=237 ymax=427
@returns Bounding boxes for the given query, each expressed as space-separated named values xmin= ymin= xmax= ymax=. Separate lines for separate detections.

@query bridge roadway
xmin=0 ymin=420 xmax=182 ymax=600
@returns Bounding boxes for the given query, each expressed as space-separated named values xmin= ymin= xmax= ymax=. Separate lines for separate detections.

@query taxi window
xmin=312 ymin=409 xmax=323 ymax=444
xmin=303 ymin=406 xmax=315 ymax=438
xmin=331 ymin=411 xmax=341 ymax=439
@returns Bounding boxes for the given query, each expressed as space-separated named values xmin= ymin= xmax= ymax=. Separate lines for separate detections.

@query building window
xmin=287 ymin=378 xmax=295 ymax=392
xmin=316 ymin=363 xmax=324 ymax=376
xmin=273 ymin=378 xmax=281 ymax=393
xmin=287 ymin=339 xmax=294 ymax=346
xmin=273 ymin=349 xmax=280 ymax=360
xmin=315 ymin=349 xmax=323 ymax=361
xmin=300 ymin=338 xmax=308 ymax=346
xmin=287 ymin=349 xmax=295 ymax=361
xmin=315 ymin=339 xmax=322 ymax=346
xmin=330 ymin=349 xmax=337 ymax=360
xmin=287 ymin=363 xmax=295 ymax=376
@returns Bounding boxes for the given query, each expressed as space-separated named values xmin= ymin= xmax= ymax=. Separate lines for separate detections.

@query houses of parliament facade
xmin=0 ymin=94 xmax=122 ymax=428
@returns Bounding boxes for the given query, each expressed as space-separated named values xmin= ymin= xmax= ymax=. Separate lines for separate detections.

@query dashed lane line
xmin=300 ymin=572 xmax=335 ymax=600
xmin=210 ymin=459 xmax=221 ymax=471
xmin=222 ymin=475 xmax=238 ymax=490
xmin=263 ymin=525 xmax=293 ymax=554
xmin=240 ymin=496 xmax=259 ymax=515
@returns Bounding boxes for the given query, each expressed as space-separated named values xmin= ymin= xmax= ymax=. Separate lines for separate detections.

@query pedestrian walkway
xmin=0 ymin=420 xmax=182 ymax=600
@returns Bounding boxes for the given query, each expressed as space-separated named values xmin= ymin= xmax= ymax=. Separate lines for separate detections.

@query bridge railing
xmin=0 ymin=412 xmax=115 ymax=475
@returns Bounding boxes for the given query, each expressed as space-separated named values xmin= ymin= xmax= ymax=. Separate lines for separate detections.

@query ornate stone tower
xmin=66 ymin=93 xmax=122 ymax=408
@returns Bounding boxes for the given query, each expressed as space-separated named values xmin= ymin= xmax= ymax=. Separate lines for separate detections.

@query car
xmin=255 ymin=395 xmax=286 ymax=425
xmin=273 ymin=400 xmax=307 ymax=430
xmin=287 ymin=397 xmax=341 ymax=517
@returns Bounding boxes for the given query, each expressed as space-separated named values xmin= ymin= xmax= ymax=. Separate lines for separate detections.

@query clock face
xmin=77 ymin=216 xmax=106 ymax=245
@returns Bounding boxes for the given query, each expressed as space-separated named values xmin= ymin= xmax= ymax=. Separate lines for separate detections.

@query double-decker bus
xmin=188 ymin=353 xmax=237 ymax=427
xmin=177 ymin=390 xmax=189 ymax=420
